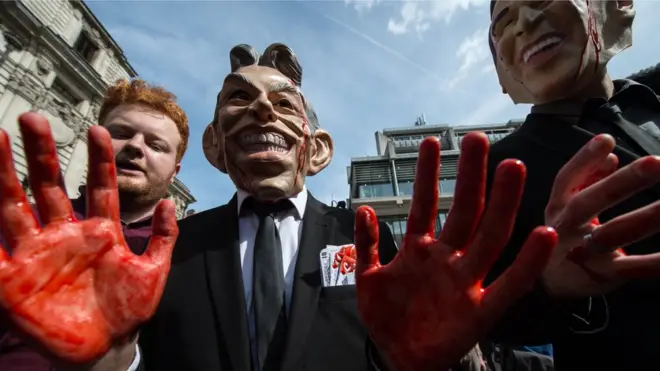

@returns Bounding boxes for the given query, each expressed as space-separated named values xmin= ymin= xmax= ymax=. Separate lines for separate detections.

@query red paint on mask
xmin=575 ymin=0 xmax=602 ymax=80
xmin=293 ymin=116 xmax=309 ymax=188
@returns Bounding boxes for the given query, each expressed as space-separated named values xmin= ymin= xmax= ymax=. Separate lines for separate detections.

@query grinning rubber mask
xmin=202 ymin=43 xmax=334 ymax=202
xmin=489 ymin=0 xmax=635 ymax=105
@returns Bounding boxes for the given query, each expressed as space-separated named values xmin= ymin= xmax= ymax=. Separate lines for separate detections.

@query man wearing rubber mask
xmin=485 ymin=1 xmax=660 ymax=369
xmin=136 ymin=43 xmax=534 ymax=371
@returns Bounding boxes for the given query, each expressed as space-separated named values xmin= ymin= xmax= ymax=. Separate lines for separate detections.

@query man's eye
xmin=229 ymin=90 xmax=251 ymax=101
xmin=110 ymin=131 xmax=131 ymax=139
xmin=276 ymin=99 xmax=293 ymax=109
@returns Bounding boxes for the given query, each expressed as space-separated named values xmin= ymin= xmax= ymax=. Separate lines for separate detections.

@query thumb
xmin=145 ymin=199 xmax=179 ymax=267
xmin=355 ymin=206 xmax=380 ymax=276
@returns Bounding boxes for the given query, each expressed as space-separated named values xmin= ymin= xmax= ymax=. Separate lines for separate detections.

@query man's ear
xmin=202 ymin=122 xmax=227 ymax=173
xmin=169 ymin=163 xmax=182 ymax=184
xmin=307 ymin=129 xmax=333 ymax=176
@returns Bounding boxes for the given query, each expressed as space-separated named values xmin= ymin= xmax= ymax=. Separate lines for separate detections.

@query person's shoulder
xmin=176 ymin=203 xmax=233 ymax=233
xmin=171 ymin=203 xmax=234 ymax=262
xmin=321 ymin=203 xmax=390 ymax=232
xmin=322 ymin=203 xmax=355 ymax=219
xmin=489 ymin=126 xmax=525 ymax=156
xmin=488 ymin=120 xmax=545 ymax=167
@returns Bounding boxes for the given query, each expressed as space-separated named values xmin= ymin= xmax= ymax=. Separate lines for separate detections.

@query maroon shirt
xmin=0 ymin=192 xmax=153 ymax=371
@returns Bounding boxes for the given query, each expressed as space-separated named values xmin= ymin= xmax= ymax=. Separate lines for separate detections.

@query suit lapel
xmin=523 ymin=115 xmax=660 ymax=197
xmin=203 ymin=195 xmax=252 ymax=371
xmin=610 ymin=112 xmax=660 ymax=157
xmin=281 ymin=193 xmax=331 ymax=370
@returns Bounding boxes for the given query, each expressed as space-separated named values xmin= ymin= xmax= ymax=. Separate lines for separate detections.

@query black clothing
xmin=138 ymin=192 xmax=398 ymax=371
xmin=485 ymin=80 xmax=660 ymax=370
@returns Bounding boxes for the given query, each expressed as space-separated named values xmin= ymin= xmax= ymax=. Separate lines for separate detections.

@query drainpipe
xmin=391 ymin=159 xmax=399 ymax=196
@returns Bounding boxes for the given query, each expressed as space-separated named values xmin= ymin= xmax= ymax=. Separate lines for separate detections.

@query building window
xmin=358 ymin=183 xmax=394 ymax=198
xmin=353 ymin=161 xmax=395 ymax=199
xmin=440 ymin=178 xmax=456 ymax=194
xmin=51 ymin=78 xmax=82 ymax=107
xmin=398 ymin=181 xmax=413 ymax=196
xmin=73 ymin=32 xmax=98 ymax=63
xmin=381 ymin=212 xmax=448 ymax=246
xmin=485 ymin=130 xmax=510 ymax=144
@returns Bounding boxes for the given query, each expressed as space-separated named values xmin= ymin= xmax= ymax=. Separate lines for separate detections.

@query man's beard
xmin=117 ymin=174 xmax=171 ymax=213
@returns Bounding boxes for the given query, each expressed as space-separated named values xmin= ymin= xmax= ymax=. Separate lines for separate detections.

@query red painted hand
xmin=543 ymin=134 xmax=660 ymax=297
xmin=354 ymin=133 xmax=558 ymax=371
xmin=0 ymin=113 xmax=178 ymax=363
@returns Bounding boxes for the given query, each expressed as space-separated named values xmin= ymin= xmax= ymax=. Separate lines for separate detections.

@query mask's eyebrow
xmin=268 ymin=81 xmax=298 ymax=94
xmin=491 ymin=6 xmax=510 ymax=36
xmin=223 ymin=72 xmax=258 ymax=90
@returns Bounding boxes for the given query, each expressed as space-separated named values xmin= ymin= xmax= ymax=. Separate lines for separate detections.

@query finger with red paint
xmin=355 ymin=133 xmax=557 ymax=371
xmin=0 ymin=113 xmax=177 ymax=364
xmin=543 ymin=134 xmax=660 ymax=297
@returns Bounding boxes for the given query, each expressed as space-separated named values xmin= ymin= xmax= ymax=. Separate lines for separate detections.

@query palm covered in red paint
xmin=354 ymin=134 xmax=558 ymax=371
xmin=0 ymin=113 xmax=177 ymax=363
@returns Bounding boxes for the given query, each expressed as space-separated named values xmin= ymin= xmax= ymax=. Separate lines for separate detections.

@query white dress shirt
xmin=236 ymin=187 xmax=307 ymax=370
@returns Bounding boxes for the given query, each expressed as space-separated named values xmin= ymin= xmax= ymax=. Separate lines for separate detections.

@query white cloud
xmin=321 ymin=13 xmax=442 ymax=81
xmin=387 ymin=2 xmax=431 ymax=36
xmin=344 ymin=0 xmax=381 ymax=14
xmin=460 ymin=93 xmax=517 ymax=126
xmin=441 ymin=28 xmax=490 ymax=90
xmin=386 ymin=0 xmax=489 ymax=36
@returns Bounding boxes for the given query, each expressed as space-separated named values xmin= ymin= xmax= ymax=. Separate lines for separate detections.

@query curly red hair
xmin=98 ymin=79 xmax=189 ymax=161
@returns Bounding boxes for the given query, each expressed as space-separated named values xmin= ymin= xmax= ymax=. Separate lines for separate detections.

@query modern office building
xmin=0 ymin=0 xmax=195 ymax=218
xmin=347 ymin=115 xmax=522 ymax=245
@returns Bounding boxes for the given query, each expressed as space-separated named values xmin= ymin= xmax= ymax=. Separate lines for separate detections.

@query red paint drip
xmin=293 ymin=116 xmax=309 ymax=188
xmin=575 ymin=0 xmax=601 ymax=80
xmin=586 ymin=0 xmax=601 ymax=72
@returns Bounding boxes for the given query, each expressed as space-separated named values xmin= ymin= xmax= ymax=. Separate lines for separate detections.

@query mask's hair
xmin=229 ymin=43 xmax=319 ymax=133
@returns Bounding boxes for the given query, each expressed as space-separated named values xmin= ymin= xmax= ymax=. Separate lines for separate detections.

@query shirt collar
xmin=530 ymin=79 xmax=660 ymax=116
xmin=236 ymin=185 xmax=308 ymax=220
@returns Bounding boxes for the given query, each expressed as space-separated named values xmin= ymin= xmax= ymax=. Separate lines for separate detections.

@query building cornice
xmin=6 ymin=1 xmax=107 ymax=97
xmin=74 ymin=0 xmax=138 ymax=78
xmin=169 ymin=177 xmax=196 ymax=204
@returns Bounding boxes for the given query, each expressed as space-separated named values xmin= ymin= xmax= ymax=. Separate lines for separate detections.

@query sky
xmin=85 ymin=0 xmax=660 ymax=213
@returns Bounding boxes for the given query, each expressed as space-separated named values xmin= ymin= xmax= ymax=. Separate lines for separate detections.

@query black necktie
xmin=583 ymin=100 xmax=660 ymax=156
xmin=245 ymin=198 xmax=292 ymax=371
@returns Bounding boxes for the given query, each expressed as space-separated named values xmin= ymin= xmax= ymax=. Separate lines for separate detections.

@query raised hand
xmin=542 ymin=134 xmax=660 ymax=297
xmin=354 ymin=133 xmax=558 ymax=371
xmin=0 ymin=113 xmax=178 ymax=363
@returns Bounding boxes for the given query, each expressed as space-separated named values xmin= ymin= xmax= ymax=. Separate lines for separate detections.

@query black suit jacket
xmin=138 ymin=192 xmax=398 ymax=371
xmin=484 ymin=113 xmax=660 ymax=370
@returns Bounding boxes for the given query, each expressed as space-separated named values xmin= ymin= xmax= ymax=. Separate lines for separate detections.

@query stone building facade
xmin=0 ymin=0 xmax=195 ymax=219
